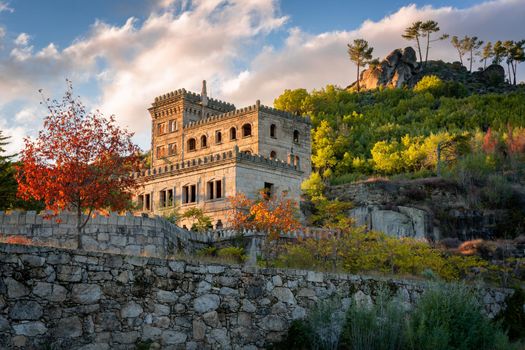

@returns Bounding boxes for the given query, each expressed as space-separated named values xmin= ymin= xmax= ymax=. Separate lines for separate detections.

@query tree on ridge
xmin=347 ymin=39 xmax=374 ymax=92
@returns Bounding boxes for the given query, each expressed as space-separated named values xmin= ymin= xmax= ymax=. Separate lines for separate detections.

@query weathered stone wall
xmin=0 ymin=243 xmax=513 ymax=350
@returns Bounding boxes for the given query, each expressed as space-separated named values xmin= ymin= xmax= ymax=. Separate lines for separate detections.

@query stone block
xmin=53 ymin=316 xmax=83 ymax=338
xmin=306 ymin=271 xmax=324 ymax=283
xmin=162 ymin=330 xmax=187 ymax=345
xmin=13 ymin=321 xmax=47 ymax=336
xmin=112 ymin=331 xmax=139 ymax=344
xmin=57 ymin=265 xmax=83 ymax=282
xmin=32 ymin=282 xmax=67 ymax=302
xmin=194 ymin=294 xmax=220 ymax=313
xmin=10 ymin=301 xmax=43 ymax=320
xmin=72 ymin=284 xmax=102 ymax=304
xmin=272 ymin=287 xmax=296 ymax=305
xmin=121 ymin=301 xmax=143 ymax=318
xmin=5 ymin=277 xmax=29 ymax=298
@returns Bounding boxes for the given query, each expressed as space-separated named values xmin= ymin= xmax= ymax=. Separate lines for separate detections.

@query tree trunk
xmin=77 ymin=203 xmax=83 ymax=250
xmin=425 ymin=33 xmax=430 ymax=67
xmin=511 ymin=61 xmax=517 ymax=85
xmin=356 ymin=62 xmax=360 ymax=92
xmin=469 ymin=50 xmax=473 ymax=72
xmin=506 ymin=62 xmax=511 ymax=83
xmin=457 ymin=49 xmax=463 ymax=65
xmin=416 ymin=36 xmax=423 ymax=65
xmin=483 ymin=58 xmax=487 ymax=69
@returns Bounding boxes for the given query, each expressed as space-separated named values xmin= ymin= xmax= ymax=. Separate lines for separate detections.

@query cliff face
xmin=326 ymin=178 xmax=519 ymax=241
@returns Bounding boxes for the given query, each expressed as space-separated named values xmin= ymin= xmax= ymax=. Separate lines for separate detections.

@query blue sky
xmin=0 ymin=0 xmax=524 ymax=154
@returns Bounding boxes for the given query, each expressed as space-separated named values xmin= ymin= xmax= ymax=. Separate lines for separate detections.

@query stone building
xmin=133 ymin=81 xmax=311 ymax=229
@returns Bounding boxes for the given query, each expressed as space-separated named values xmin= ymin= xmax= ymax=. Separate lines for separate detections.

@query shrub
xmin=216 ymin=247 xmax=246 ymax=263
xmin=196 ymin=246 xmax=217 ymax=257
xmin=406 ymin=283 xmax=515 ymax=350
xmin=307 ymin=297 xmax=346 ymax=350
xmin=340 ymin=289 xmax=407 ymax=350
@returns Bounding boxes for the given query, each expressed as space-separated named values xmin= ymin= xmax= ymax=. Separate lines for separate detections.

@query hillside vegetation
xmin=275 ymin=79 xmax=525 ymax=182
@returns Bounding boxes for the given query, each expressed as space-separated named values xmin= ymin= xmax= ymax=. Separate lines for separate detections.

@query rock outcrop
xmin=348 ymin=47 xmax=512 ymax=93
xmin=351 ymin=47 xmax=420 ymax=90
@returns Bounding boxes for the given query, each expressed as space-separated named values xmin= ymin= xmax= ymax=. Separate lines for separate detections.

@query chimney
xmin=201 ymin=80 xmax=208 ymax=107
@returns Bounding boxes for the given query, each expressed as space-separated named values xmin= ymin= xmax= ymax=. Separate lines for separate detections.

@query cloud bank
xmin=0 ymin=0 xmax=524 ymax=154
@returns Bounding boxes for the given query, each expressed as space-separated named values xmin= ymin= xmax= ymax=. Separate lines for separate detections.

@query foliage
xmin=16 ymin=81 xmax=141 ymax=237
xmin=197 ymin=246 xmax=217 ymax=257
xmin=406 ymin=282 xmax=516 ymax=350
xmin=216 ymin=247 xmax=246 ymax=263
xmin=306 ymin=297 xmax=346 ymax=350
xmin=272 ymin=227 xmax=488 ymax=281
xmin=413 ymin=75 xmax=468 ymax=98
xmin=0 ymin=235 xmax=33 ymax=245
xmin=495 ymin=287 xmax=525 ymax=341
xmin=274 ymin=85 xmax=525 ymax=183
xmin=227 ymin=190 xmax=301 ymax=240
xmin=162 ymin=206 xmax=181 ymax=225
xmin=340 ymin=289 xmax=407 ymax=350
xmin=181 ymin=207 xmax=212 ymax=232
xmin=273 ymin=88 xmax=309 ymax=116
xmin=301 ymin=172 xmax=325 ymax=201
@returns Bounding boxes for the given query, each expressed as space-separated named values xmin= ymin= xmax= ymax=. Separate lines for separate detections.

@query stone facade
xmin=134 ymin=82 xmax=311 ymax=228
xmin=0 ymin=243 xmax=513 ymax=350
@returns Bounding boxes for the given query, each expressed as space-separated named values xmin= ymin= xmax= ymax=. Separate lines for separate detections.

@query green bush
xmin=340 ymin=290 xmax=407 ymax=350
xmin=196 ymin=246 xmax=217 ymax=257
xmin=216 ymin=247 xmax=246 ymax=263
xmin=406 ymin=283 xmax=516 ymax=350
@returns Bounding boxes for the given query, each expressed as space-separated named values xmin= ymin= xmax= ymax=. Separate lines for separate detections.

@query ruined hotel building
xmin=133 ymin=81 xmax=311 ymax=229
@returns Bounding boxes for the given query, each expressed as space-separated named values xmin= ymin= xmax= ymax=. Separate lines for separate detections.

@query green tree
xmin=492 ymin=40 xmax=506 ymax=65
xmin=420 ymin=20 xmax=448 ymax=66
xmin=273 ymin=88 xmax=309 ymax=115
xmin=347 ymin=39 xmax=374 ymax=92
xmin=480 ymin=41 xmax=493 ymax=69
xmin=402 ymin=21 xmax=424 ymax=65
xmin=464 ymin=36 xmax=484 ymax=72
xmin=504 ymin=40 xmax=525 ymax=85
xmin=182 ymin=207 xmax=212 ymax=232
xmin=451 ymin=35 xmax=468 ymax=66
xmin=311 ymin=120 xmax=338 ymax=177
xmin=0 ymin=131 xmax=17 ymax=210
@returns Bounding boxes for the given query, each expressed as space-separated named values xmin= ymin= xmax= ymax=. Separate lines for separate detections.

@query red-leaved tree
xmin=16 ymin=81 xmax=141 ymax=246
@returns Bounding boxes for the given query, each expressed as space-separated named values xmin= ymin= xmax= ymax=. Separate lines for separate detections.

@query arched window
xmin=187 ymin=138 xmax=196 ymax=151
xmin=242 ymin=150 xmax=251 ymax=155
xmin=215 ymin=131 xmax=222 ymax=144
xmin=293 ymin=130 xmax=299 ymax=143
xmin=295 ymin=155 xmax=300 ymax=169
xmin=242 ymin=123 xmax=252 ymax=137
xmin=201 ymin=135 xmax=207 ymax=148
xmin=230 ymin=127 xmax=237 ymax=140
xmin=270 ymin=124 xmax=276 ymax=138
xmin=270 ymin=151 xmax=277 ymax=159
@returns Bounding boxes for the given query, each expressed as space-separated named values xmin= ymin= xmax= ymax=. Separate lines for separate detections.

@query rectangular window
xmin=207 ymin=181 xmax=214 ymax=200
xmin=182 ymin=185 xmax=197 ymax=204
xmin=137 ymin=195 xmax=144 ymax=210
xmin=263 ymin=182 xmax=274 ymax=199
xmin=145 ymin=194 xmax=151 ymax=211
xmin=159 ymin=190 xmax=166 ymax=208
xmin=157 ymin=122 xmax=166 ymax=135
xmin=190 ymin=185 xmax=196 ymax=203
xmin=167 ymin=189 xmax=173 ymax=206
xmin=168 ymin=119 xmax=177 ymax=133
xmin=168 ymin=143 xmax=177 ymax=156
xmin=156 ymin=146 xmax=166 ymax=159
xmin=215 ymin=180 xmax=222 ymax=199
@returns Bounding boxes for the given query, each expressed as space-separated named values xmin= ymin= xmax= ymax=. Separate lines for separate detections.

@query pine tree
xmin=480 ymin=42 xmax=493 ymax=69
xmin=347 ymin=39 xmax=373 ymax=92
xmin=420 ymin=20 xmax=448 ymax=67
xmin=402 ymin=21 xmax=424 ymax=65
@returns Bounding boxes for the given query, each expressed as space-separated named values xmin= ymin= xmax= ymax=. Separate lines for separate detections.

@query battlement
xmin=182 ymin=101 xmax=311 ymax=130
xmin=152 ymin=88 xmax=235 ymax=112
xmin=134 ymin=147 xmax=301 ymax=180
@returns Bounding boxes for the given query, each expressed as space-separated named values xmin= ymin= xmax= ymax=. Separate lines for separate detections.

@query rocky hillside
xmin=348 ymin=46 xmax=517 ymax=94
xmin=325 ymin=177 xmax=525 ymax=242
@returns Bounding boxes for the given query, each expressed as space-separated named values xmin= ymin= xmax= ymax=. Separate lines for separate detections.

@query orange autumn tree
xmin=16 ymin=81 xmax=141 ymax=246
xmin=227 ymin=190 xmax=302 ymax=241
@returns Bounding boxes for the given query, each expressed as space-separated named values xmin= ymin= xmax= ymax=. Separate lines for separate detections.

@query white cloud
xmin=224 ymin=0 xmax=525 ymax=105
xmin=14 ymin=32 xmax=29 ymax=46
xmin=0 ymin=0 xmax=524 ymax=154
xmin=0 ymin=1 xmax=13 ymax=13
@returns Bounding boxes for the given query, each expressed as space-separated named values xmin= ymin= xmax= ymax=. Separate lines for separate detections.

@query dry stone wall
xmin=0 ymin=243 xmax=513 ymax=350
